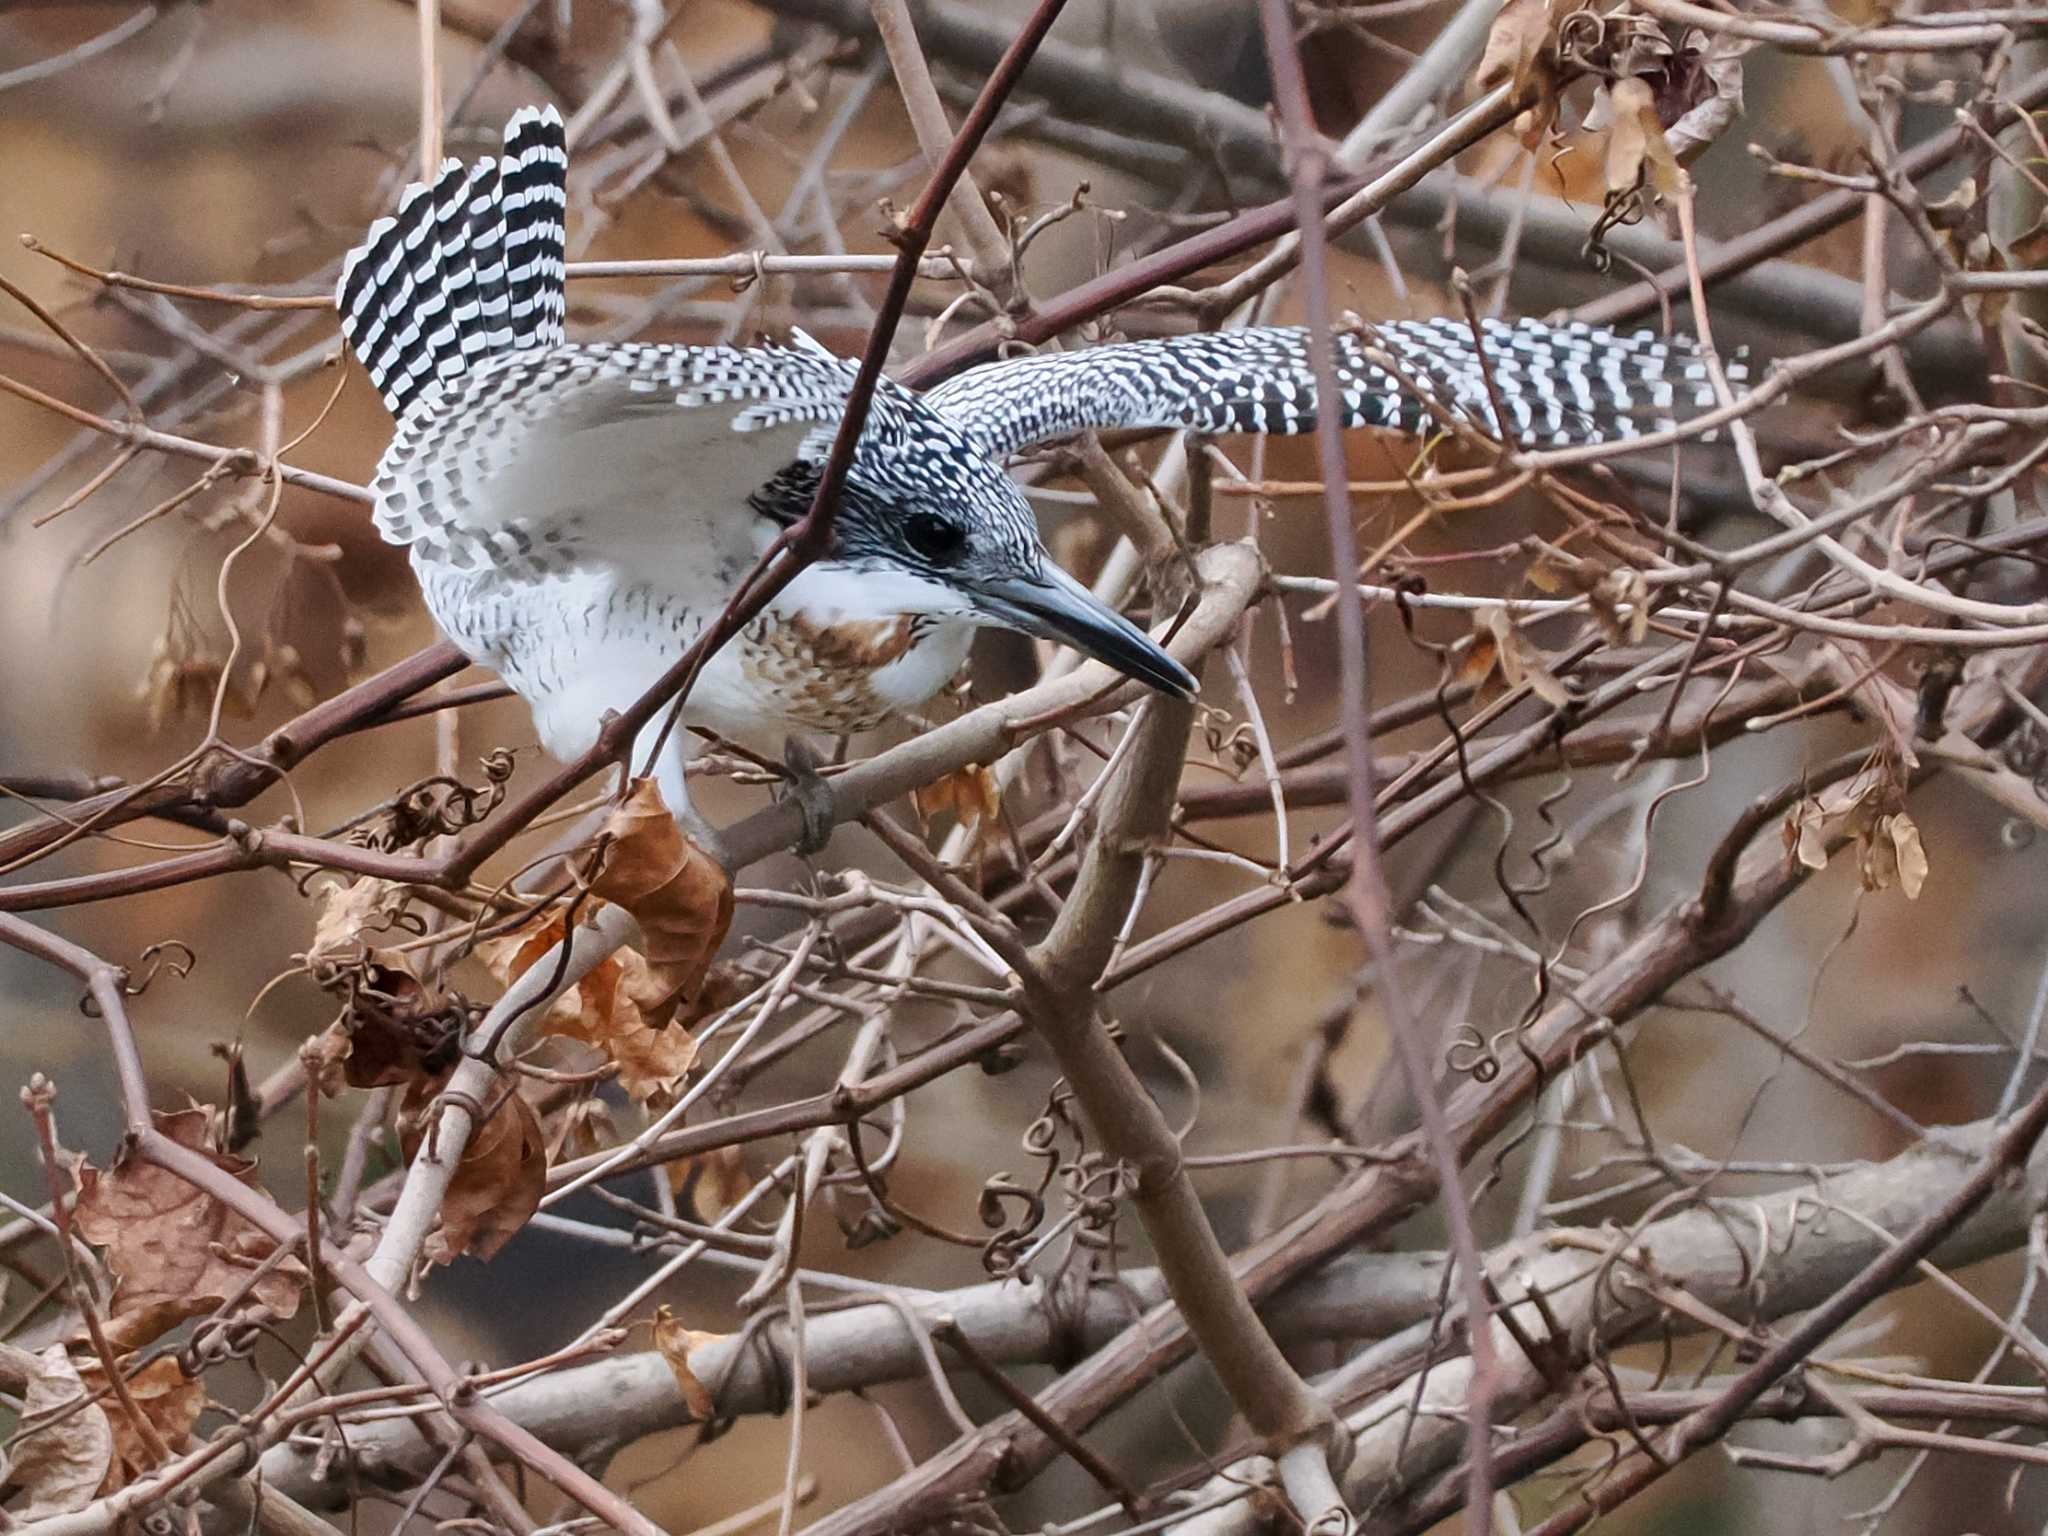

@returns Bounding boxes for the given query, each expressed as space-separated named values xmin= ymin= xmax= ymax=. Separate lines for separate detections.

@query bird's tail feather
xmin=336 ymin=105 xmax=568 ymax=421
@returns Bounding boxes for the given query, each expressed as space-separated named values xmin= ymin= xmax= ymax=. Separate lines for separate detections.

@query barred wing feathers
xmin=365 ymin=341 xmax=882 ymax=576
xmin=336 ymin=107 xmax=917 ymax=577
xmin=922 ymin=319 xmax=1734 ymax=462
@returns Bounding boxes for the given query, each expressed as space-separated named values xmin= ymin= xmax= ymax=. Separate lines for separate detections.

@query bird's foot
xmin=676 ymin=803 xmax=737 ymax=869
xmin=780 ymin=737 xmax=838 ymax=857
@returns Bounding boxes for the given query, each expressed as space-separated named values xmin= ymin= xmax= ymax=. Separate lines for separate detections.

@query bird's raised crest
xmin=337 ymin=105 xmax=568 ymax=421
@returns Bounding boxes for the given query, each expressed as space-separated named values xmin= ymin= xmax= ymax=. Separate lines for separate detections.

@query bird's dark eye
xmin=904 ymin=512 xmax=968 ymax=564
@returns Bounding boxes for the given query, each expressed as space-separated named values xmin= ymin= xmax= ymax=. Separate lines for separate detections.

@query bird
xmin=337 ymin=105 xmax=1731 ymax=824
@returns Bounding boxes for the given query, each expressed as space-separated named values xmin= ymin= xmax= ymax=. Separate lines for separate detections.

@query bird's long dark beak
xmin=969 ymin=564 xmax=1196 ymax=698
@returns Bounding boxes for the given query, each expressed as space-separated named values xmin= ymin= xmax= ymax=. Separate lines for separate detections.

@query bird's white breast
xmin=416 ymin=556 xmax=975 ymax=766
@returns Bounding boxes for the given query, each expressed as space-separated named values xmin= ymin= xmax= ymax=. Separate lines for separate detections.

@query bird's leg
xmin=644 ymin=720 xmax=736 ymax=865
xmin=779 ymin=736 xmax=838 ymax=856
xmin=676 ymin=800 xmax=737 ymax=869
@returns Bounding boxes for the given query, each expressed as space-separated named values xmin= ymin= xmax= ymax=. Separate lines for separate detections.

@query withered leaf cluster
xmin=1458 ymin=608 xmax=1573 ymax=707
xmin=10 ymin=1346 xmax=115 ymax=1518
xmin=72 ymin=1108 xmax=307 ymax=1352
xmin=306 ymin=778 xmax=737 ymax=1264
xmin=1783 ymin=769 xmax=1931 ymax=900
xmin=1474 ymin=2 xmax=1744 ymax=221
xmin=911 ymin=761 xmax=1003 ymax=853
xmin=8 ymin=1111 xmax=296 ymax=1515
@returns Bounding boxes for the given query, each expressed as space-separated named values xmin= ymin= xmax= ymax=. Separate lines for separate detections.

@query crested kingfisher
xmin=338 ymin=106 xmax=1726 ymax=820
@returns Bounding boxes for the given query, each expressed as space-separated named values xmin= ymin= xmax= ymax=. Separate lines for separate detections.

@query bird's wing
xmin=920 ymin=321 xmax=1722 ymax=461
xmin=369 ymin=340 xmax=880 ymax=576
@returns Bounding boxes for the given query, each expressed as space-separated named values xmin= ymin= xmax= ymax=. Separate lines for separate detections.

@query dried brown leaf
xmin=1527 ymin=551 xmax=1648 ymax=641
xmin=72 ymin=1109 xmax=307 ymax=1351
xmin=330 ymin=966 xmax=462 ymax=1091
xmin=602 ymin=955 xmax=710 ymax=1105
xmin=1891 ymin=812 xmax=1929 ymax=899
xmin=913 ymin=761 xmax=1001 ymax=828
xmin=652 ymin=1304 xmax=726 ymax=1420
xmin=591 ymin=779 xmax=735 ymax=1022
xmin=547 ymin=1097 xmax=618 ymax=1163
xmin=1784 ymin=798 xmax=1831 ymax=872
xmin=399 ymin=1082 xmax=546 ymax=1264
xmin=679 ymin=1143 xmax=749 ymax=1223
xmin=136 ymin=637 xmax=225 ymax=735
xmin=1859 ymin=817 xmax=1900 ymax=893
xmin=1784 ymin=772 xmax=1891 ymax=878
xmin=912 ymin=762 xmax=1003 ymax=853
xmin=307 ymin=875 xmax=465 ymax=1094
xmin=1864 ymin=812 xmax=1928 ymax=900
xmin=1480 ymin=609 xmax=1570 ymax=707
xmin=475 ymin=780 xmax=735 ymax=1110
xmin=1599 ymin=13 xmax=1674 ymax=82
xmin=1604 ymin=77 xmax=1681 ymax=198
xmin=308 ymin=876 xmax=416 ymax=967
xmin=83 ymin=1356 xmax=204 ymax=1490
xmin=11 ymin=1346 xmax=113 ymax=1519
xmin=1524 ymin=555 xmax=1569 ymax=595
xmin=478 ymin=913 xmax=588 ymax=1031
xmin=1457 ymin=628 xmax=1503 ymax=700
xmin=1475 ymin=0 xmax=1566 ymax=104
xmin=1664 ymin=33 xmax=1747 ymax=162
xmin=480 ymin=915 xmax=738 ymax=1109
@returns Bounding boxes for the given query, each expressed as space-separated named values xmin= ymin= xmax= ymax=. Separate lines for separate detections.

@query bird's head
xmin=754 ymin=443 xmax=1198 ymax=700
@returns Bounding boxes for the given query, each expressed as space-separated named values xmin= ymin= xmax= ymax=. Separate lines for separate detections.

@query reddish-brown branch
xmin=893 ymin=83 xmax=1523 ymax=389
xmin=0 ymin=642 xmax=467 ymax=874
xmin=1254 ymin=0 xmax=1498 ymax=1522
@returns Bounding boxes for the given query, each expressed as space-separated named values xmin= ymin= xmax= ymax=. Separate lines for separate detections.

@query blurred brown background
xmin=4 ymin=3 xmax=2045 ymax=1532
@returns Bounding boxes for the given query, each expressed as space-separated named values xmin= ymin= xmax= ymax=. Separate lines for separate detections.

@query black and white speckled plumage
xmin=339 ymin=106 xmax=569 ymax=421
xmin=337 ymin=105 xmax=1735 ymax=811
xmin=921 ymin=317 xmax=1734 ymax=460
xmin=354 ymin=335 xmax=1032 ymax=581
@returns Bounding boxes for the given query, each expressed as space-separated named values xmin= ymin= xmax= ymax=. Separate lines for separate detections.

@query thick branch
xmin=242 ymin=1110 xmax=2038 ymax=1511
